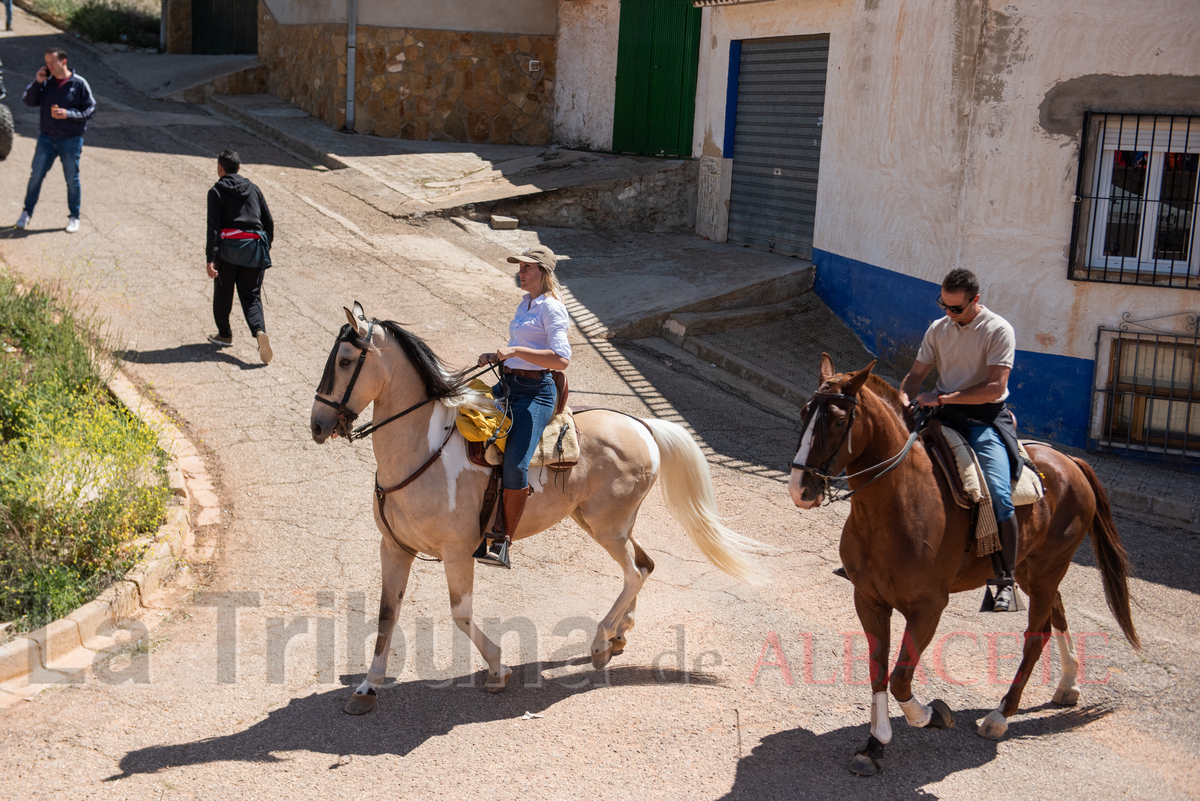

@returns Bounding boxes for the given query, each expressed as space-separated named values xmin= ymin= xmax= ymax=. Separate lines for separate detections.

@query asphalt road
xmin=0 ymin=17 xmax=1197 ymax=801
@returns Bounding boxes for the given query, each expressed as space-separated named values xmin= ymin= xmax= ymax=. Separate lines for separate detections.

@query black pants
xmin=212 ymin=261 xmax=266 ymax=338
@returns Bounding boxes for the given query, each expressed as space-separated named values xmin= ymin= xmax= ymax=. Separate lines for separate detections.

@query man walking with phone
xmin=15 ymin=47 xmax=95 ymax=233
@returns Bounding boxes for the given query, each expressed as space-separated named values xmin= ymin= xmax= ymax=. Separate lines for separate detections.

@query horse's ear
xmin=352 ymin=301 xmax=367 ymax=323
xmin=819 ymin=353 xmax=836 ymax=381
xmin=343 ymin=306 xmax=358 ymax=331
xmin=845 ymin=360 xmax=877 ymax=395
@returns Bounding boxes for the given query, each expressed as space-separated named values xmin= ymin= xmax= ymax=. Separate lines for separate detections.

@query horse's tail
xmin=642 ymin=418 xmax=769 ymax=584
xmin=1073 ymin=457 xmax=1141 ymax=650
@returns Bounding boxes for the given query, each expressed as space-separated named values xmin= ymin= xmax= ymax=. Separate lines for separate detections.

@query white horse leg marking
xmin=355 ymin=544 xmax=414 ymax=697
xmin=870 ymin=690 xmax=893 ymax=745
xmin=1052 ymin=627 xmax=1081 ymax=706
xmin=978 ymin=707 xmax=1009 ymax=740
xmin=898 ymin=695 xmax=933 ymax=728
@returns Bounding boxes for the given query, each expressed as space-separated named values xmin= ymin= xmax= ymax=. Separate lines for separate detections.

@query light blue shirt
xmin=507 ymin=293 xmax=571 ymax=371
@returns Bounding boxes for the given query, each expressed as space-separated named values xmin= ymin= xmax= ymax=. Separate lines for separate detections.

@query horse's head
xmin=310 ymin=302 xmax=387 ymax=443
xmin=788 ymin=353 xmax=875 ymax=508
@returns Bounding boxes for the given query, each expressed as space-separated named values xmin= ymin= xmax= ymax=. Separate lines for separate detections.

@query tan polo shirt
xmin=916 ymin=305 xmax=1016 ymax=401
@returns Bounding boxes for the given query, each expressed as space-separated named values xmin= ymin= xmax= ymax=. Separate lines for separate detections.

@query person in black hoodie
xmin=16 ymin=47 xmax=96 ymax=233
xmin=206 ymin=149 xmax=275 ymax=364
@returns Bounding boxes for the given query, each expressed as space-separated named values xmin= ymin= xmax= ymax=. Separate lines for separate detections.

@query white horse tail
xmin=642 ymin=418 xmax=769 ymax=584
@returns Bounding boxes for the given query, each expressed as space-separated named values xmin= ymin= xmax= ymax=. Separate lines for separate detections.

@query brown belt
xmin=502 ymin=366 xmax=550 ymax=379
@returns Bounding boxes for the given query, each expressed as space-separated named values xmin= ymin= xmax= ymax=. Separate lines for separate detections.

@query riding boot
xmin=476 ymin=487 xmax=530 ymax=570
xmin=989 ymin=516 xmax=1020 ymax=613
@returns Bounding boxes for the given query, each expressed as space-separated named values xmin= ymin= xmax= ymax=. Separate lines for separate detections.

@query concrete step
xmin=658 ymin=289 xmax=892 ymax=411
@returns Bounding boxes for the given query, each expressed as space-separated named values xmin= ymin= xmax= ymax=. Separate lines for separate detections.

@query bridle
xmin=313 ymin=319 xmax=494 ymax=442
xmin=790 ymin=390 xmax=923 ymax=504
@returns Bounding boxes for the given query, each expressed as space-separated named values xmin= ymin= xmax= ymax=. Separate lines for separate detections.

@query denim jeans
xmin=964 ymin=422 xmax=1014 ymax=524
xmin=6 ymin=0 xmax=13 ymax=28
xmin=24 ymin=133 xmax=83 ymax=219
xmin=497 ymin=373 xmax=557 ymax=490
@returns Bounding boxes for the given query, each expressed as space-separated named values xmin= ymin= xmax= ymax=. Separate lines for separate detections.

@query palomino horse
xmin=311 ymin=303 xmax=764 ymax=713
xmin=788 ymin=355 xmax=1138 ymax=775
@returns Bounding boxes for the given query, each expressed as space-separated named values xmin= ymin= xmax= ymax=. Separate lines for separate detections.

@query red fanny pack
xmin=219 ymin=228 xmax=262 ymax=240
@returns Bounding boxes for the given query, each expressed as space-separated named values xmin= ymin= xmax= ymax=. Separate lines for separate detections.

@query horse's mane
xmin=317 ymin=320 xmax=490 ymax=411
xmin=865 ymin=372 xmax=915 ymax=429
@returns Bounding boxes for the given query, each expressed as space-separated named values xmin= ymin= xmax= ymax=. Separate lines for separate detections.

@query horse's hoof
xmin=848 ymin=752 xmax=880 ymax=776
xmin=609 ymin=636 xmax=627 ymax=656
xmin=486 ymin=665 xmax=512 ymax=693
xmin=977 ymin=709 xmax=1009 ymax=740
xmin=591 ymin=645 xmax=613 ymax=670
xmin=344 ymin=691 xmax=377 ymax=715
xmin=927 ymin=699 xmax=955 ymax=730
xmin=1052 ymin=685 xmax=1081 ymax=707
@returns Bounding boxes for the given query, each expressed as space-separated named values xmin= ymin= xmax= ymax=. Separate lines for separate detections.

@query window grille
xmin=1070 ymin=114 xmax=1200 ymax=288
xmin=1090 ymin=313 xmax=1200 ymax=460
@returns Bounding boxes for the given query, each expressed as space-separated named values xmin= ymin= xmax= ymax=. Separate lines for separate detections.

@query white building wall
xmin=696 ymin=0 xmax=1200 ymax=363
xmin=553 ymin=0 xmax=622 ymax=150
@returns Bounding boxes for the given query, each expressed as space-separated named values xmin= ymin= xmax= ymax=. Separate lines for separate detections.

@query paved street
xmin=1 ymin=13 xmax=1198 ymax=800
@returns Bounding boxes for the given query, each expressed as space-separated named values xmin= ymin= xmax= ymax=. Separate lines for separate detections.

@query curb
xmin=0 ymin=369 xmax=217 ymax=706
xmin=206 ymin=95 xmax=350 ymax=171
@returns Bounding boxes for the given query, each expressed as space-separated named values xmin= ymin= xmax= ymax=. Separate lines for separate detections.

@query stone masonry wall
xmin=258 ymin=2 xmax=555 ymax=145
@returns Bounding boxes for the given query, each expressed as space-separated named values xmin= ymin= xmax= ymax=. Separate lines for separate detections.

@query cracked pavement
xmin=0 ymin=12 xmax=1198 ymax=800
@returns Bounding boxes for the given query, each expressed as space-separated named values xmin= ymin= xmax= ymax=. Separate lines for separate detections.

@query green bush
xmin=0 ymin=275 xmax=168 ymax=632
xmin=22 ymin=0 xmax=160 ymax=48
xmin=68 ymin=0 xmax=160 ymax=48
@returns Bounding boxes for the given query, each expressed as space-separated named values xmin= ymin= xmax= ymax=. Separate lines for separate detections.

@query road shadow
xmin=105 ymin=659 xmax=720 ymax=779
xmin=0 ymin=226 xmax=63 ymax=238
xmin=121 ymin=344 xmax=266 ymax=370
xmin=720 ymin=703 xmax=1113 ymax=800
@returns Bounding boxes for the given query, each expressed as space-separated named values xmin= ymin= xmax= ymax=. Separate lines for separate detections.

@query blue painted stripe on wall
xmin=723 ymin=40 xmax=741 ymax=159
xmin=812 ymin=248 xmax=1092 ymax=448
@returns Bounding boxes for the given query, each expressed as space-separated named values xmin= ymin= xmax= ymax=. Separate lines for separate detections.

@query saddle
xmin=920 ymin=419 xmax=1045 ymax=556
xmin=457 ymin=376 xmax=580 ymax=471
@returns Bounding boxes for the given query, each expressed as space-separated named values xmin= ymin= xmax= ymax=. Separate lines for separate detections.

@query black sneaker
xmin=207 ymin=333 xmax=233 ymax=347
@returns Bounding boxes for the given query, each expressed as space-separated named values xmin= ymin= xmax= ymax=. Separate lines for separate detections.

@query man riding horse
xmin=898 ymin=268 xmax=1021 ymax=612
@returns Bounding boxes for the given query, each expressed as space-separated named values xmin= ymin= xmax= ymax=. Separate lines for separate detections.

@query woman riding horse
xmin=475 ymin=245 xmax=570 ymax=569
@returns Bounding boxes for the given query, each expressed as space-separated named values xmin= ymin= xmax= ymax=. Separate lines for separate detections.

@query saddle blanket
xmin=456 ymin=380 xmax=580 ymax=469
xmin=940 ymin=426 xmax=1045 ymax=509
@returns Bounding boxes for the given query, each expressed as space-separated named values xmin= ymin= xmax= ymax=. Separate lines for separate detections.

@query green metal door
xmin=612 ymin=0 xmax=702 ymax=157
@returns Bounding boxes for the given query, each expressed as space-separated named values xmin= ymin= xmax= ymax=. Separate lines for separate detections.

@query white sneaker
xmin=65 ymin=217 xmax=80 ymax=233
xmin=256 ymin=330 xmax=273 ymax=365
xmin=15 ymin=211 xmax=30 ymax=229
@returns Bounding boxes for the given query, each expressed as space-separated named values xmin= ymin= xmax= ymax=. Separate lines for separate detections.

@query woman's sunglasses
xmin=935 ymin=295 xmax=973 ymax=314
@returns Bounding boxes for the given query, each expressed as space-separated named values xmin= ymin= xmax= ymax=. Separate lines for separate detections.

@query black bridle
xmin=790 ymin=391 xmax=924 ymax=504
xmin=313 ymin=319 xmax=497 ymax=442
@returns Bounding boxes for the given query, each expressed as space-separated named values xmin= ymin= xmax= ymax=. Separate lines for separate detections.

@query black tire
xmin=0 ymin=104 xmax=13 ymax=161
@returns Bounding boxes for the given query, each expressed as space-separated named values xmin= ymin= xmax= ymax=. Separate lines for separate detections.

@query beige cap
xmin=507 ymin=245 xmax=557 ymax=271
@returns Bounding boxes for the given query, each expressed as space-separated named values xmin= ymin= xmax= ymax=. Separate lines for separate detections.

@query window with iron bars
xmin=1070 ymin=113 xmax=1200 ymax=288
xmin=1092 ymin=325 xmax=1200 ymax=459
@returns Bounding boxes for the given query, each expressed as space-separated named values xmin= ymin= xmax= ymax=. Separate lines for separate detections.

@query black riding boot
xmin=989 ymin=516 xmax=1020 ymax=612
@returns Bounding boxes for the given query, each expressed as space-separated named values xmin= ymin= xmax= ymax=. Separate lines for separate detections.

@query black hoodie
xmin=206 ymin=173 xmax=274 ymax=262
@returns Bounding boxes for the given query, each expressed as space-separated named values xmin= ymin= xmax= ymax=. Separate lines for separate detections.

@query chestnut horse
xmin=788 ymin=355 xmax=1138 ymax=775
xmin=311 ymin=303 xmax=765 ymax=713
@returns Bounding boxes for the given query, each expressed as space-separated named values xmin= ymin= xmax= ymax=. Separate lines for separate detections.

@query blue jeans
xmin=964 ymin=423 xmax=1014 ymax=524
xmin=24 ymin=133 xmax=83 ymax=219
xmin=498 ymin=373 xmax=557 ymax=490
xmin=6 ymin=0 xmax=13 ymax=28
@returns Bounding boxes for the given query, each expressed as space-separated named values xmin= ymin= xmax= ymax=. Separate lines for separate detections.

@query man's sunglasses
xmin=935 ymin=294 xmax=972 ymax=314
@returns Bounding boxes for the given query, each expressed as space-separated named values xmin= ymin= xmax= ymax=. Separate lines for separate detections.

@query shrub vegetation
xmin=22 ymin=0 xmax=160 ymax=49
xmin=0 ymin=274 xmax=168 ymax=633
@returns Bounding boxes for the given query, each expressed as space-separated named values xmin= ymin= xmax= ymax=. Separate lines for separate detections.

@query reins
xmin=791 ymin=392 xmax=927 ymax=505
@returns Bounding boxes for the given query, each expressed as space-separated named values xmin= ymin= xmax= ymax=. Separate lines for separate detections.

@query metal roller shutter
xmin=727 ymin=36 xmax=830 ymax=258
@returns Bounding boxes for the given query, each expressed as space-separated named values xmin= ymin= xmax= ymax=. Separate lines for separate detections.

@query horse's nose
xmin=312 ymin=420 xmax=325 ymax=441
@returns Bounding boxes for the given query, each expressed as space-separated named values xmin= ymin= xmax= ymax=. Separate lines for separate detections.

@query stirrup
xmin=980 ymin=578 xmax=1022 ymax=613
xmin=474 ymin=538 xmax=511 ymax=569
